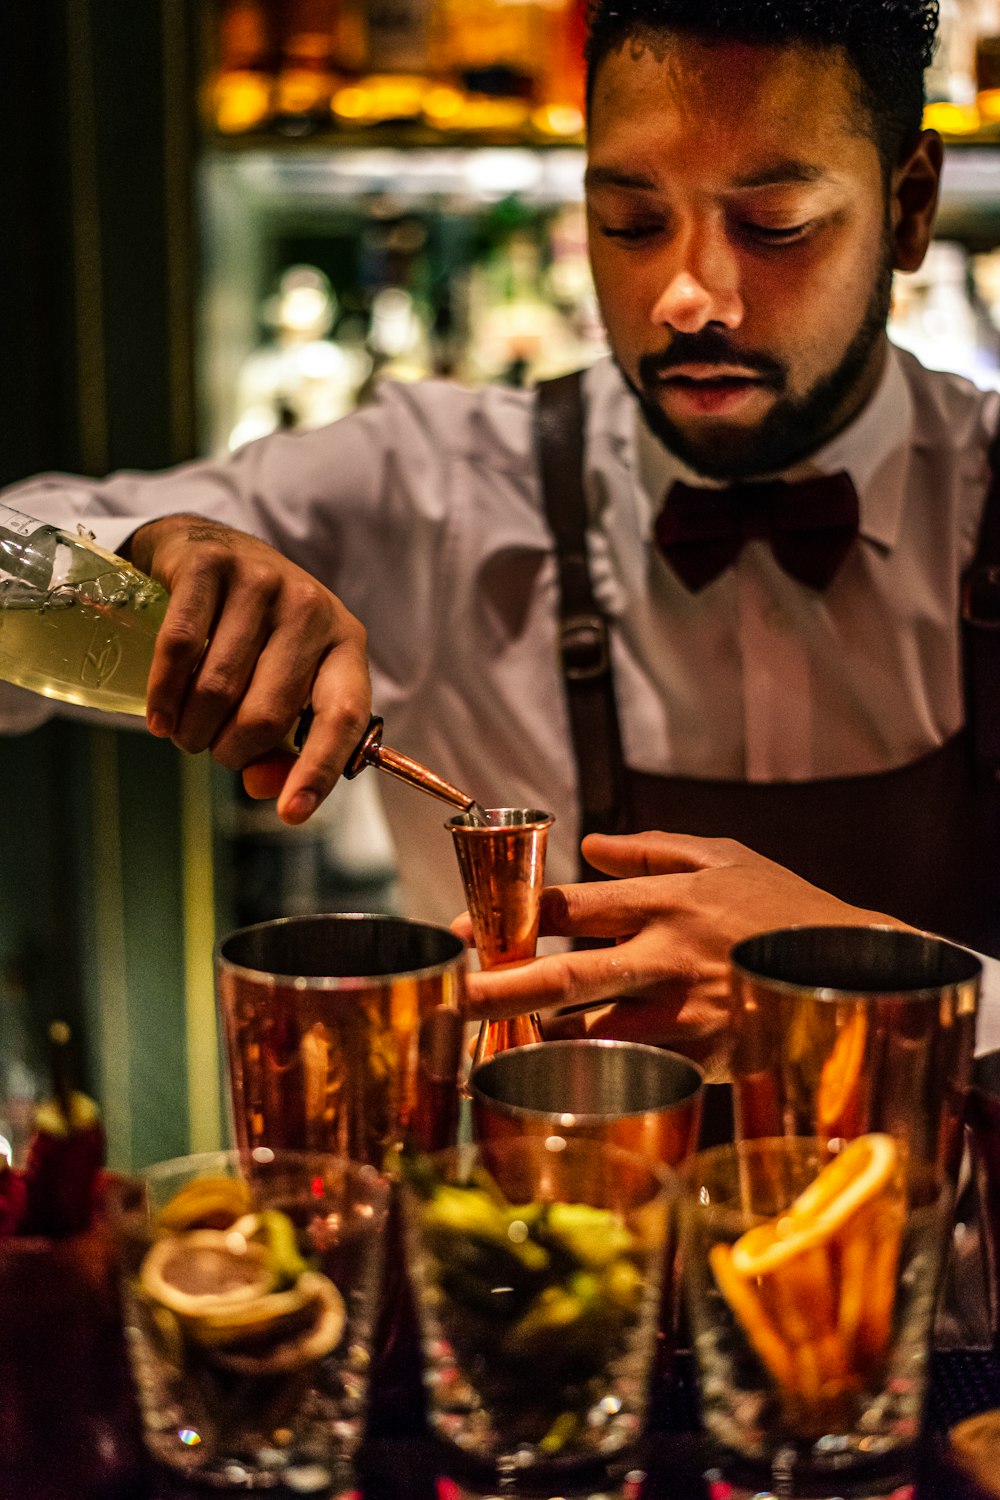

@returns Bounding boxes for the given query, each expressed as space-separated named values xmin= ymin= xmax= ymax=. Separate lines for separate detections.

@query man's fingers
xmin=463 ymin=938 xmax=657 ymax=1021
xmin=451 ymin=912 xmax=474 ymax=944
xmin=276 ymin=639 xmax=372 ymax=823
xmin=537 ymin=875 xmax=683 ymax=940
xmin=581 ymin=830 xmax=748 ymax=878
xmin=145 ymin=569 xmax=221 ymax=735
xmin=581 ymin=989 xmax=726 ymax=1067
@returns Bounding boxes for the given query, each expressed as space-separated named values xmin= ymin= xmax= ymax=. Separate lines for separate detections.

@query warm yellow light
xmin=435 ymin=97 xmax=530 ymax=133
xmin=922 ymin=100 xmax=982 ymax=135
xmin=333 ymin=75 xmax=426 ymax=123
xmin=275 ymin=69 xmax=330 ymax=116
xmin=532 ymin=103 xmax=585 ymax=138
xmin=332 ymin=85 xmax=370 ymax=121
xmin=423 ymin=86 xmax=465 ymax=122
xmin=977 ymin=89 xmax=1000 ymax=124
xmin=213 ymin=73 xmax=272 ymax=134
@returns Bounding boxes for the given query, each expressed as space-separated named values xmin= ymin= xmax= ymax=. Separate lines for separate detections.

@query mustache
xmin=639 ymin=334 xmax=786 ymax=387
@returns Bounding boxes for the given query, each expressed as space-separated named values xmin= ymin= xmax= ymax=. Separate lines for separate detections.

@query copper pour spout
xmin=345 ymin=714 xmax=485 ymax=819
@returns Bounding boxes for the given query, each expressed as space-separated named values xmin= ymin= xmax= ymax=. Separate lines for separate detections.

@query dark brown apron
xmin=536 ymin=371 xmax=1000 ymax=959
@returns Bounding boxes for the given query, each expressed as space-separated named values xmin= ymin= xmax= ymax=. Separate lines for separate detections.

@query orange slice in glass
xmin=816 ymin=1010 xmax=868 ymax=1134
xmin=729 ymin=1133 xmax=898 ymax=1279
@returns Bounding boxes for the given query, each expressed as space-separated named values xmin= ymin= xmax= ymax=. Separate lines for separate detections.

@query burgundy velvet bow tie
xmin=654 ymin=470 xmax=861 ymax=592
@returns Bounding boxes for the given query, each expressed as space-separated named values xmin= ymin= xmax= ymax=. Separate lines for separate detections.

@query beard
xmin=619 ymin=256 xmax=894 ymax=482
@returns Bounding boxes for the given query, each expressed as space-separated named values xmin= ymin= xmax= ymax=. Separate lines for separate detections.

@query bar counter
xmin=11 ymin=1349 xmax=1000 ymax=1500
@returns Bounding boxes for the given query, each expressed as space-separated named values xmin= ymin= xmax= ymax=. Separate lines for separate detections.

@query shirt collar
xmin=624 ymin=342 xmax=913 ymax=554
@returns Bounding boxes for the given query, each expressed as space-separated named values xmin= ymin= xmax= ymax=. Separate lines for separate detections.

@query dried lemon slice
xmin=139 ymin=1230 xmax=275 ymax=1318
xmin=210 ymin=1272 xmax=347 ymax=1375
xmin=188 ymin=1277 xmax=318 ymax=1348
xmin=730 ymin=1134 xmax=898 ymax=1278
xmin=154 ymin=1175 xmax=253 ymax=1233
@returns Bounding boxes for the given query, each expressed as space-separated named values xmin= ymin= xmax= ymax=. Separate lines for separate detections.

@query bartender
xmin=2 ymin=0 xmax=997 ymax=1057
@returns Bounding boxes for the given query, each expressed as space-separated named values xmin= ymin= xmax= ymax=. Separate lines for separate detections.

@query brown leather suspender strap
xmin=535 ymin=372 xmax=631 ymax=846
xmin=962 ymin=412 xmax=1000 ymax=767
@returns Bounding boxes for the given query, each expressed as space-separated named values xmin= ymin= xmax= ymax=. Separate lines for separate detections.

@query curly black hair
xmin=585 ymin=0 xmax=940 ymax=168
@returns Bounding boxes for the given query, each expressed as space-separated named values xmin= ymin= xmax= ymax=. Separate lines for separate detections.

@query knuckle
xmin=157 ymin=618 xmax=205 ymax=664
xmin=192 ymin=664 xmax=242 ymax=709
xmin=246 ymin=706 xmax=291 ymax=743
xmin=548 ymin=955 xmax=584 ymax=1003
xmin=210 ymin=741 xmax=244 ymax=772
xmin=339 ymin=700 xmax=372 ymax=746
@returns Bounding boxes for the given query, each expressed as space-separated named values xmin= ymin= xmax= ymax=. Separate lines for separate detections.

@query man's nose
xmin=650 ymin=235 xmax=744 ymax=334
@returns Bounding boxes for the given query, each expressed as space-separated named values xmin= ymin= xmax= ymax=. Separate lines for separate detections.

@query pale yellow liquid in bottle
xmin=0 ymin=537 xmax=169 ymax=716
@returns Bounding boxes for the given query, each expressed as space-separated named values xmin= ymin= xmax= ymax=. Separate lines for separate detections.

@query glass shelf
xmin=202 ymin=141 xmax=586 ymax=206
xmin=203 ymin=139 xmax=1000 ymax=214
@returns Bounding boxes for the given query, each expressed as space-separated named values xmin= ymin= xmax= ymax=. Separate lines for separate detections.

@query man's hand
xmin=127 ymin=514 xmax=371 ymax=823
xmin=460 ymin=831 xmax=909 ymax=1067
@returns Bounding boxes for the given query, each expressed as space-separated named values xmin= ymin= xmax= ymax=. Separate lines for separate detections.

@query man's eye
xmin=742 ymin=221 xmax=813 ymax=244
xmin=600 ymin=223 xmax=663 ymax=242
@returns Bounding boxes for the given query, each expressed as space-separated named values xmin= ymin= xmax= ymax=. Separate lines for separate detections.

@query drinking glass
xmin=116 ymin=1148 xmax=391 ymax=1491
xmin=214 ymin=913 xmax=469 ymax=1442
xmin=967 ymin=1048 xmax=1000 ymax=1343
xmin=401 ymin=1137 xmax=672 ymax=1498
xmin=215 ymin=912 xmax=467 ymax=1167
xmin=447 ymin=808 xmax=553 ymax=1064
xmin=681 ymin=1135 xmax=952 ymax=1497
xmin=729 ymin=926 xmax=980 ymax=1181
xmin=469 ymin=1038 xmax=704 ymax=1427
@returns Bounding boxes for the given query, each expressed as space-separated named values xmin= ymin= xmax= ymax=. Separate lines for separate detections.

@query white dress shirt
xmin=2 ymin=346 xmax=998 ymax=941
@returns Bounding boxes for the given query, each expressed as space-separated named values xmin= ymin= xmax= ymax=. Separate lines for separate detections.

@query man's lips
xmin=654 ymin=363 xmax=767 ymax=385
xmin=651 ymin=365 xmax=773 ymax=415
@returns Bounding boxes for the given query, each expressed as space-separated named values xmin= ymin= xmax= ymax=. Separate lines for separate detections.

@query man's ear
xmin=891 ymin=129 xmax=944 ymax=273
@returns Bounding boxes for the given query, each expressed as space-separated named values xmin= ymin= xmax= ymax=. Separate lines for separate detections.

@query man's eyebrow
xmin=730 ymin=162 xmax=830 ymax=189
xmin=584 ymin=165 xmax=659 ymax=192
xmin=584 ymin=160 xmax=834 ymax=193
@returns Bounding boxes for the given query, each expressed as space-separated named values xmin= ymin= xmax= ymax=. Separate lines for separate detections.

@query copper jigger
xmin=447 ymin=807 xmax=554 ymax=1065
xmin=470 ymin=1039 xmax=704 ymax=1169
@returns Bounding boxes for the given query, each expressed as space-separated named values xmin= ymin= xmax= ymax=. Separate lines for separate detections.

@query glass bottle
xmin=333 ymin=0 xmax=437 ymax=126
xmin=975 ymin=0 xmax=1000 ymax=119
xmin=206 ymin=0 xmax=280 ymax=136
xmin=274 ymin=0 xmax=342 ymax=134
xmin=429 ymin=0 xmax=543 ymax=134
xmin=533 ymin=0 xmax=587 ymax=139
xmin=0 ymin=505 xmax=168 ymax=716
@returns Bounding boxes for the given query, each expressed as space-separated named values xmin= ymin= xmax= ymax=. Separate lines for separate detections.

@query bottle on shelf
xmin=274 ymin=0 xmax=343 ymax=134
xmin=229 ymin=265 xmax=372 ymax=450
xmin=927 ymin=0 xmax=978 ymax=104
xmin=975 ymin=0 xmax=1000 ymax=121
xmin=463 ymin=218 xmax=586 ymax=386
xmin=333 ymin=0 xmax=439 ymax=126
xmin=533 ymin=0 xmax=587 ymax=139
xmin=425 ymin=0 xmax=542 ymax=134
xmin=205 ymin=0 xmax=281 ymax=135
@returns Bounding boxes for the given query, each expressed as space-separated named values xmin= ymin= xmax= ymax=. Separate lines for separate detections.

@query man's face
xmin=586 ymin=36 xmax=897 ymax=480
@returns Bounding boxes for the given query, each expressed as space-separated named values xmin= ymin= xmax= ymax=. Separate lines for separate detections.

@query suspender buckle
xmin=560 ymin=612 xmax=610 ymax=681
